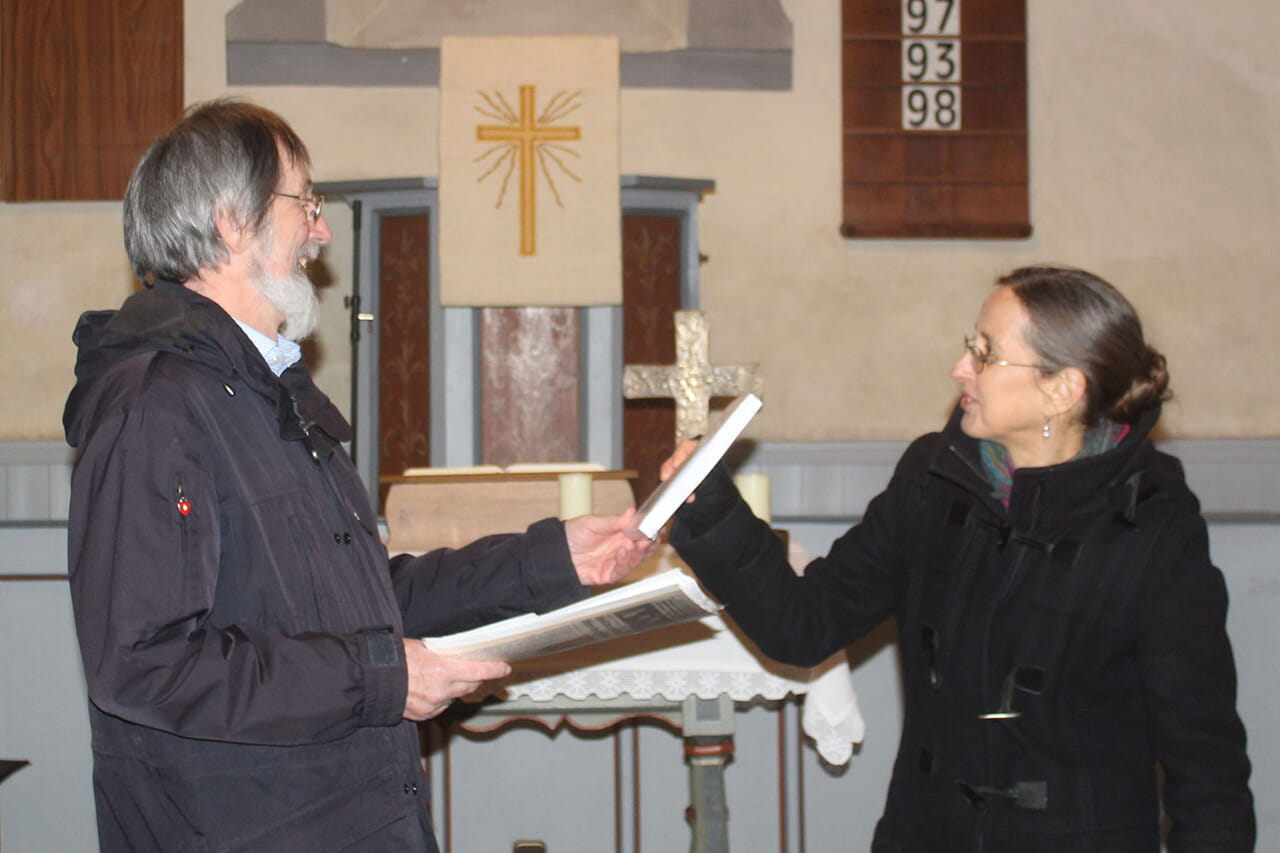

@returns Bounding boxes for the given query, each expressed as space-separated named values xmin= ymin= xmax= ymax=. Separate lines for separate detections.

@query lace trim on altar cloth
xmin=501 ymin=668 xmax=800 ymax=703
xmin=489 ymin=664 xmax=866 ymax=766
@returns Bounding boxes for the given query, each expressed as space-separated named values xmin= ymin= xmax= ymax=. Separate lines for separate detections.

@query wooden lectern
xmin=382 ymin=468 xmax=637 ymax=552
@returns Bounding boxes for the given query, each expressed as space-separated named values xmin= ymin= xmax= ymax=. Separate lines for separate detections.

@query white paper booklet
xmin=421 ymin=569 xmax=721 ymax=662
xmin=634 ymin=393 xmax=763 ymax=539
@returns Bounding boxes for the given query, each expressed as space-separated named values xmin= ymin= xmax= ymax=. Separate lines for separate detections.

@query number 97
xmin=903 ymin=0 xmax=958 ymax=35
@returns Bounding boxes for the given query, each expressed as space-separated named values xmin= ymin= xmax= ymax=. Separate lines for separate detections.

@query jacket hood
xmin=63 ymin=280 xmax=351 ymax=448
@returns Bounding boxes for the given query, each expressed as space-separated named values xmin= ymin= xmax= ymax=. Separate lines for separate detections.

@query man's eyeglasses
xmin=273 ymin=191 xmax=325 ymax=223
xmin=963 ymin=335 xmax=1049 ymax=374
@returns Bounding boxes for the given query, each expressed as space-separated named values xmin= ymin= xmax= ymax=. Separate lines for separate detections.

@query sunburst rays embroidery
xmin=475 ymin=84 xmax=583 ymax=256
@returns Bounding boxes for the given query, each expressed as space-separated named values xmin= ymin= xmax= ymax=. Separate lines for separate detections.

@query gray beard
xmin=252 ymin=263 xmax=320 ymax=341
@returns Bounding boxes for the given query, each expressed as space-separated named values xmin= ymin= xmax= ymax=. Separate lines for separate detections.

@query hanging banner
xmin=439 ymin=36 xmax=621 ymax=306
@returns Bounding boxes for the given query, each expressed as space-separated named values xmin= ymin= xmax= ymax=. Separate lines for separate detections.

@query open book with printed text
xmin=421 ymin=569 xmax=720 ymax=663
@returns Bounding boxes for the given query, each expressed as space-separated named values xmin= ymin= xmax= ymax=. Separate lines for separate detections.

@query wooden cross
xmin=476 ymin=84 xmax=581 ymax=256
xmin=623 ymin=310 xmax=764 ymax=442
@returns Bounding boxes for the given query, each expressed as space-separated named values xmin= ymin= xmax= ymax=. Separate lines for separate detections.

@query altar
xmin=385 ymin=473 xmax=865 ymax=852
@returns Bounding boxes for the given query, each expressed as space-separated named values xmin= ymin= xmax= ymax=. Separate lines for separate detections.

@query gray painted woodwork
xmin=225 ymin=0 xmax=793 ymax=90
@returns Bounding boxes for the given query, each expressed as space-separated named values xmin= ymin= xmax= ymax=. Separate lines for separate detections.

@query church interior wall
xmin=1 ymin=1 xmax=1277 ymax=846
xmin=1 ymin=0 xmax=1278 ymax=443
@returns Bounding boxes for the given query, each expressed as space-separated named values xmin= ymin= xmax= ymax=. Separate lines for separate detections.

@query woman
xmin=663 ymin=266 xmax=1254 ymax=851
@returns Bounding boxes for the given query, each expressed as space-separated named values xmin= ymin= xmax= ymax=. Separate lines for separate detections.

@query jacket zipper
xmin=288 ymin=393 xmax=370 ymax=555
xmin=290 ymin=396 xmax=322 ymax=467
xmin=175 ymin=478 xmax=191 ymax=562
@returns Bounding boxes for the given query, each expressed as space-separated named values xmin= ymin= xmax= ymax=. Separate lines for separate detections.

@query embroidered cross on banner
xmin=476 ymin=84 xmax=582 ymax=256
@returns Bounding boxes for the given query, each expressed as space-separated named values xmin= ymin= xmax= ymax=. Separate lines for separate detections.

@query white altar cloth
xmin=478 ymin=543 xmax=866 ymax=764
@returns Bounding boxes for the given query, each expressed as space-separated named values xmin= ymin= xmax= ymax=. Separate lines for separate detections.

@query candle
xmin=558 ymin=472 xmax=594 ymax=520
xmin=734 ymin=473 xmax=771 ymax=525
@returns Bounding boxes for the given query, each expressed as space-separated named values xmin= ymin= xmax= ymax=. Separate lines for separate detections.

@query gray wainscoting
xmin=0 ymin=441 xmax=73 ymax=522
xmin=729 ymin=438 xmax=1280 ymax=522
xmin=11 ymin=437 xmax=1278 ymax=524
xmin=2 ymin=439 xmax=1277 ymax=851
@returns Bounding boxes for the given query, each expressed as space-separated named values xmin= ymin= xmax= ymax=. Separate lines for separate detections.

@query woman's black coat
xmin=671 ymin=409 xmax=1254 ymax=852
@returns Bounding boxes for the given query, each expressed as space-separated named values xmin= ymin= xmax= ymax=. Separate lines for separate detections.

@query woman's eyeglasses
xmin=963 ymin=335 xmax=1048 ymax=374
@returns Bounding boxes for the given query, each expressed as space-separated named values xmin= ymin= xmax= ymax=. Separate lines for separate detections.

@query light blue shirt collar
xmin=233 ymin=319 xmax=302 ymax=377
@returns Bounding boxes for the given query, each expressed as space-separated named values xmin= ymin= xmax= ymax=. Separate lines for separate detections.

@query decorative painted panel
xmin=378 ymin=213 xmax=433 ymax=493
xmin=479 ymin=307 xmax=581 ymax=467
xmin=622 ymin=215 xmax=682 ymax=502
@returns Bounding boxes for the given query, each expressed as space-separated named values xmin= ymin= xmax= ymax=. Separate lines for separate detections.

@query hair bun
xmin=1107 ymin=345 xmax=1171 ymax=424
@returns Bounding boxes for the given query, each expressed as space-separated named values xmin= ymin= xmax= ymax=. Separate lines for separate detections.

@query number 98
xmin=903 ymin=86 xmax=960 ymax=130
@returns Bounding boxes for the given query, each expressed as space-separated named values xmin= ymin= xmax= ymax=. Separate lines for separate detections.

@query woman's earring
xmin=1042 ymin=418 xmax=1052 ymax=440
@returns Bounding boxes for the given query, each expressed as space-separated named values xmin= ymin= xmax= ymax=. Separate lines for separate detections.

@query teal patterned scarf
xmin=979 ymin=421 xmax=1131 ymax=506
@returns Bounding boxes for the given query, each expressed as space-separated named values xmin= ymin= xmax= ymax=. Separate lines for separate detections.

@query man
xmin=63 ymin=99 xmax=652 ymax=852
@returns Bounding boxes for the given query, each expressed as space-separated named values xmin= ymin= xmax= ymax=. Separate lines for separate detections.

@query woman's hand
xmin=659 ymin=438 xmax=702 ymax=496
xmin=564 ymin=507 xmax=659 ymax=586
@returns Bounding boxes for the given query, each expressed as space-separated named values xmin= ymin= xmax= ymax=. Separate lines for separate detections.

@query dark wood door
xmin=376 ymin=213 xmax=432 ymax=507
xmin=621 ymin=214 xmax=682 ymax=501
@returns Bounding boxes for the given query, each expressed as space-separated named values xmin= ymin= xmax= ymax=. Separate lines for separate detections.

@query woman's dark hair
xmin=123 ymin=99 xmax=311 ymax=284
xmin=997 ymin=265 xmax=1171 ymax=426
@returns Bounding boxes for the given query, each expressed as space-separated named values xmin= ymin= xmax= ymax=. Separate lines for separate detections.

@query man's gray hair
xmin=123 ymin=99 xmax=311 ymax=284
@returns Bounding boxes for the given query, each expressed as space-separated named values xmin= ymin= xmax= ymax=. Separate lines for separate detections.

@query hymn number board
xmin=901 ymin=0 xmax=961 ymax=131
xmin=841 ymin=0 xmax=1030 ymax=238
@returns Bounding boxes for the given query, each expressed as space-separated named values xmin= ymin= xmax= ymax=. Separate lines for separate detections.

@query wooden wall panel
xmin=1 ymin=0 xmax=182 ymax=201
xmin=841 ymin=0 xmax=1029 ymax=238
xmin=961 ymin=0 xmax=1025 ymax=35
xmin=962 ymin=41 xmax=1026 ymax=85
xmin=377 ymin=214 xmax=432 ymax=492
xmin=622 ymin=215 xmax=682 ymax=503
xmin=841 ymin=0 xmax=899 ymax=32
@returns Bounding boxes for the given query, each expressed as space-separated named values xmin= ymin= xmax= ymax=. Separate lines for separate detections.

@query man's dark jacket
xmin=672 ymin=409 xmax=1255 ymax=852
xmin=63 ymin=281 xmax=588 ymax=852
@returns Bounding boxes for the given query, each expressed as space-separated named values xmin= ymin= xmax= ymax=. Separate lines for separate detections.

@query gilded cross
xmin=623 ymin=310 xmax=764 ymax=442
xmin=476 ymin=84 xmax=581 ymax=256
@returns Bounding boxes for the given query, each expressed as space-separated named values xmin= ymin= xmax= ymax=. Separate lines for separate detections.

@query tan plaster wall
xmin=3 ymin=0 xmax=1277 ymax=441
